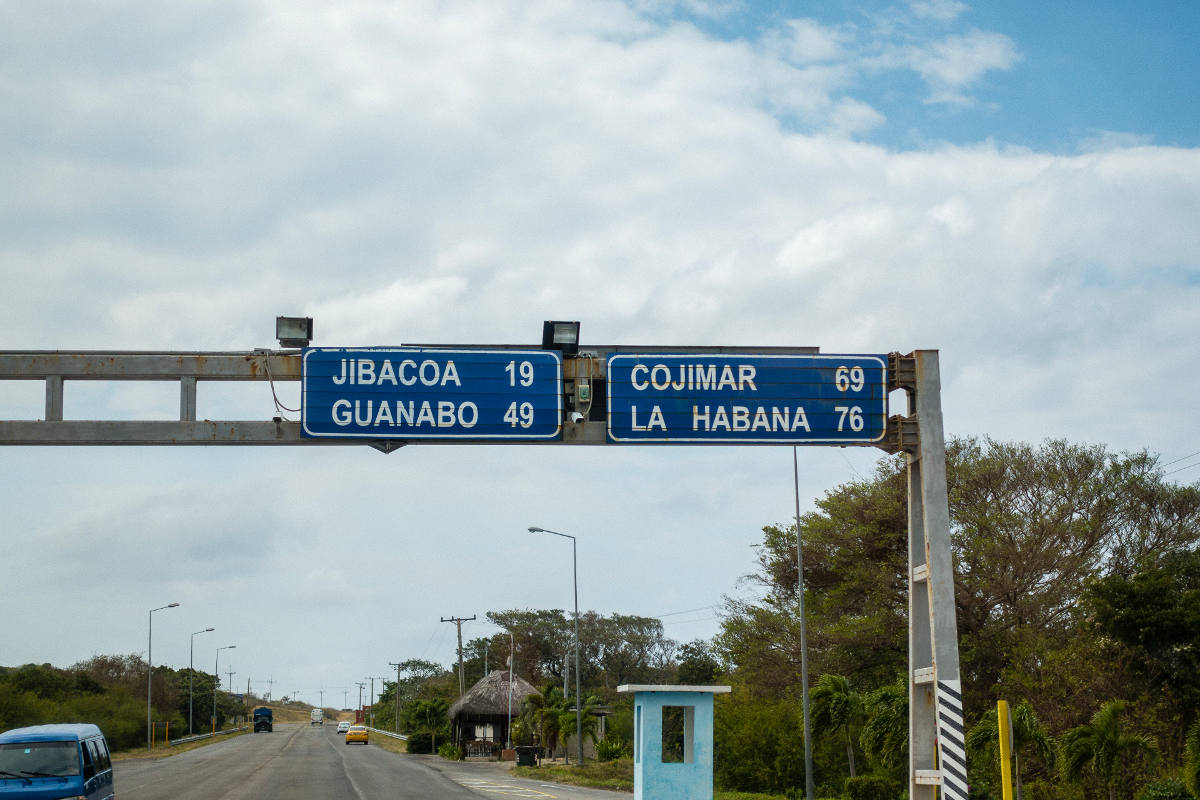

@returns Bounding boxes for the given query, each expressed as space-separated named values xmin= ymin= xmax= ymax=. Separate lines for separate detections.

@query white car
xmin=336 ymin=721 xmax=351 ymax=734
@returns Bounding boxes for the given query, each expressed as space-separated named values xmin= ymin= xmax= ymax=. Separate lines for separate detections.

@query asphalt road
xmin=116 ymin=724 xmax=628 ymax=800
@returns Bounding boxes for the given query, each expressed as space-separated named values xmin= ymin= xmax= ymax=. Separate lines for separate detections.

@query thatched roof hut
xmin=449 ymin=670 xmax=540 ymax=750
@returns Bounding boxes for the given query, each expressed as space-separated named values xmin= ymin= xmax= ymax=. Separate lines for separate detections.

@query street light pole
xmin=529 ymin=526 xmax=583 ymax=766
xmin=147 ymin=602 xmax=180 ymax=749
xmin=214 ymin=645 xmax=236 ymax=733
xmin=389 ymin=662 xmax=402 ymax=733
xmin=189 ymin=627 xmax=214 ymax=735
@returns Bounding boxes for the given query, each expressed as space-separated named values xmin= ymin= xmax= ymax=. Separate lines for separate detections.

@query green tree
xmin=966 ymin=700 xmax=1055 ymax=800
xmin=517 ymin=687 xmax=561 ymax=753
xmin=810 ymin=673 xmax=864 ymax=778
xmin=378 ymin=659 xmax=450 ymax=732
xmin=516 ymin=685 xmax=600 ymax=760
xmin=1061 ymin=700 xmax=1158 ymax=800
xmin=720 ymin=438 xmax=1200 ymax=722
xmin=486 ymin=609 xmax=573 ymax=687
xmin=713 ymin=686 xmax=807 ymax=794
xmin=408 ymin=698 xmax=450 ymax=751
xmin=1185 ymin=720 xmax=1200 ymax=798
xmin=1083 ymin=550 xmax=1200 ymax=719
xmin=858 ymin=676 xmax=907 ymax=778
xmin=676 ymin=640 xmax=721 ymax=685
xmin=581 ymin=612 xmax=675 ymax=690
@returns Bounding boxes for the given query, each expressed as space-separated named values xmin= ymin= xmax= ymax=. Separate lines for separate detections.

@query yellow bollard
xmin=997 ymin=700 xmax=1014 ymax=800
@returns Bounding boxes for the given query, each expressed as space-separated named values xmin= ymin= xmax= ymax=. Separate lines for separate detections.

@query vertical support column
xmin=180 ymin=376 xmax=197 ymax=422
xmin=908 ymin=454 xmax=936 ymax=799
xmin=45 ymin=376 xmax=63 ymax=421
xmin=907 ymin=350 xmax=967 ymax=800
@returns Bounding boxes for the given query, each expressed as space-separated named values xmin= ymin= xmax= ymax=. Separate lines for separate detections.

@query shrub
xmin=437 ymin=742 xmax=463 ymax=760
xmin=1136 ymin=778 xmax=1191 ymax=800
xmin=846 ymin=775 xmax=896 ymax=800
xmin=596 ymin=735 xmax=629 ymax=762
xmin=406 ymin=732 xmax=433 ymax=753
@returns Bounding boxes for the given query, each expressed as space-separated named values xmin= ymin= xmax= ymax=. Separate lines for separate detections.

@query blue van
xmin=0 ymin=723 xmax=115 ymax=800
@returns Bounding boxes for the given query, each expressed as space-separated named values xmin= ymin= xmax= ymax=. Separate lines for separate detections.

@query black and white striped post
xmin=905 ymin=351 xmax=967 ymax=800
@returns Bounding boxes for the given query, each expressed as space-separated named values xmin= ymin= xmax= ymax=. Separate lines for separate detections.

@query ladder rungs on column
xmin=915 ymin=770 xmax=942 ymax=785
xmin=911 ymin=563 xmax=930 ymax=582
xmin=912 ymin=667 xmax=935 ymax=684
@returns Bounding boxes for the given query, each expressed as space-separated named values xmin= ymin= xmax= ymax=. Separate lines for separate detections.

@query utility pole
xmin=506 ymin=632 xmax=514 ymax=749
xmin=227 ymin=669 xmax=236 ymax=697
xmin=368 ymin=677 xmax=385 ymax=726
xmin=441 ymin=615 xmax=476 ymax=696
xmin=267 ymin=677 xmax=274 ymax=702
xmin=319 ymin=688 xmax=324 ymax=709
xmin=389 ymin=662 xmax=403 ymax=733
xmin=356 ymin=682 xmax=366 ymax=719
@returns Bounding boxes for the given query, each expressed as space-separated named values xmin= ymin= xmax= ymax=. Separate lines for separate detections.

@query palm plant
xmin=810 ymin=673 xmax=865 ymax=778
xmin=1060 ymin=700 xmax=1158 ymax=800
xmin=1185 ymin=720 xmax=1200 ymax=799
xmin=518 ymin=685 xmax=601 ymax=762
xmin=858 ymin=676 xmax=907 ymax=772
xmin=410 ymin=698 xmax=450 ymax=752
xmin=966 ymin=700 xmax=1054 ymax=800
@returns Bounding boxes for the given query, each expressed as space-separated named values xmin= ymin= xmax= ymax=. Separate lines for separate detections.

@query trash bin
xmin=515 ymin=746 xmax=537 ymax=766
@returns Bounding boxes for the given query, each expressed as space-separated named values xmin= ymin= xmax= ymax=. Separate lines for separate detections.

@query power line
xmin=659 ymin=615 xmax=721 ymax=627
xmin=653 ymin=605 xmax=719 ymax=619
xmin=1161 ymin=449 xmax=1200 ymax=468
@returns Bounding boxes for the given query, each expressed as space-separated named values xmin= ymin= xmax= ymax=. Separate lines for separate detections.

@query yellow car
xmin=345 ymin=725 xmax=369 ymax=745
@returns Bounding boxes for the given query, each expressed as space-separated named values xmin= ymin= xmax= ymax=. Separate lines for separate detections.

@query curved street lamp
xmin=213 ymin=645 xmax=236 ymax=733
xmin=528 ymin=526 xmax=582 ymax=767
xmin=189 ymin=627 xmax=214 ymax=735
xmin=147 ymin=602 xmax=180 ymax=749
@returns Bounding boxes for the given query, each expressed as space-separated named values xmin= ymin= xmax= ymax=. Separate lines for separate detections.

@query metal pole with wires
xmin=794 ymin=447 xmax=815 ymax=800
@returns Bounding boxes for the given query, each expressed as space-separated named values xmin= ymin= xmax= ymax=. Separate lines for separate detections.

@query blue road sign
xmin=302 ymin=348 xmax=562 ymax=440
xmin=607 ymin=353 xmax=887 ymax=444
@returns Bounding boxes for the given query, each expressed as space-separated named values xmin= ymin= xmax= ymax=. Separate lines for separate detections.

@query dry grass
xmin=112 ymin=729 xmax=250 ymax=761
xmin=514 ymin=758 xmax=634 ymax=792
xmin=358 ymin=729 xmax=407 ymax=754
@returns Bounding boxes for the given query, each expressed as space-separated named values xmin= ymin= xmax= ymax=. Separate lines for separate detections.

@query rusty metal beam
xmin=0 ymin=351 xmax=301 ymax=381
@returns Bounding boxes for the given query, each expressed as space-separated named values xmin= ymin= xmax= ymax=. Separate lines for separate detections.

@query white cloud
xmin=1 ymin=0 xmax=1197 ymax=693
xmin=910 ymin=0 xmax=969 ymax=23
xmin=900 ymin=30 xmax=1022 ymax=104
xmin=779 ymin=19 xmax=846 ymax=64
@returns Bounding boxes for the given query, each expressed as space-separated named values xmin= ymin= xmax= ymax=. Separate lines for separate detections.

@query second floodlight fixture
xmin=276 ymin=316 xmax=314 ymax=348
xmin=541 ymin=320 xmax=580 ymax=356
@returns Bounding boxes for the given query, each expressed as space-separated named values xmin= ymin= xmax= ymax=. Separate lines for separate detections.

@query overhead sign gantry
xmin=0 ymin=325 xmax=964 ymax=800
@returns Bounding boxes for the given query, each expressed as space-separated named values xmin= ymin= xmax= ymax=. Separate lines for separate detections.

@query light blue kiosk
xmin=617 ymin=684 xmax=731 ymax=800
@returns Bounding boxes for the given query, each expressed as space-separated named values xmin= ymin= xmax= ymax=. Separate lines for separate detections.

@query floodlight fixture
xmin=276 ymin=316 xmax=314 ymax=348
xmin=541 ymin=320 xmax=580 ymax=355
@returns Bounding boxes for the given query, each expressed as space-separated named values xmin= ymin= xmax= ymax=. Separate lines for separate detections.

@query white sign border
xmin=301 ymin=347 xmax=563 ymax=440
xmin=605 ymin=353 xmax=888 ymax=444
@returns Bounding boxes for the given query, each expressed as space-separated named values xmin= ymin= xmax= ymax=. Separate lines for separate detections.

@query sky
xmin=2 ymin=0 xmax=1199 ymax=710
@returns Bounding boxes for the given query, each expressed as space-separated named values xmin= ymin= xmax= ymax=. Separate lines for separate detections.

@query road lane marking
xmin=453 ymin=777 xmax=558 ymax=797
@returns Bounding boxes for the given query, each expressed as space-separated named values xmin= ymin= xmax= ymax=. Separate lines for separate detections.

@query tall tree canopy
xmin=719 ymin=437 xmax=1200 ymax=716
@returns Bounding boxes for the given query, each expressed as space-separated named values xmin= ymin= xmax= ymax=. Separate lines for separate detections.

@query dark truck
xmin=253 ymin=707 xmax=273 ymax=733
